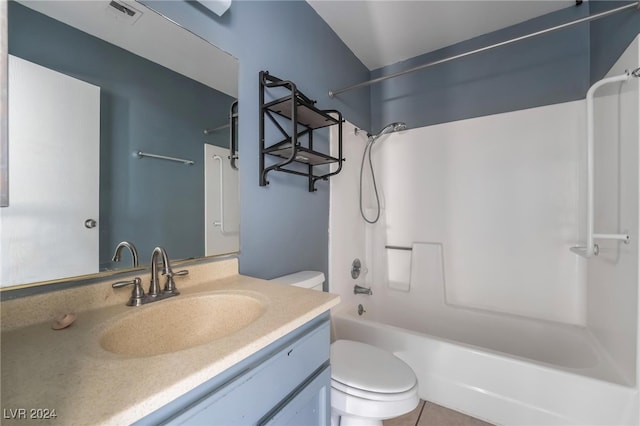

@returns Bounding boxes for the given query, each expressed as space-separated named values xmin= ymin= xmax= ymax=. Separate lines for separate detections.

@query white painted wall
xmin=586 ymin=35 xmax=639 ymax=384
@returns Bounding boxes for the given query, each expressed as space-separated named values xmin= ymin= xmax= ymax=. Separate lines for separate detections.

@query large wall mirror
xmin=1 ymin=0 xmax=239 ymax=289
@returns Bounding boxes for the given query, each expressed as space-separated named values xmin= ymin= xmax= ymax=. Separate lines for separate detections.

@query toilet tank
xmin=271 ymin=271 xmax=324 ymax=291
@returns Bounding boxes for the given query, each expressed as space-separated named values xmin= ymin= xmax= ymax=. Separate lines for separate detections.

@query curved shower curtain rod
xmin=328 ymin=1 xmax=640 ymax=98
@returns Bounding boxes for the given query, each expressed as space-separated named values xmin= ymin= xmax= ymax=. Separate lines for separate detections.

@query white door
xmin=0 ymin=55 xmax=100 ymax=287
xmin=204 ymin=143 xmax=239 ymax=256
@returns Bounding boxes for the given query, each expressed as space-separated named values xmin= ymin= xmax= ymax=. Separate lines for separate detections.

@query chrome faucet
xmin=111 ymin=241 xmax=139 ymax=267
xmin=112 ymin=246 xmax=188 ymax=306
xmin=354 ymin=284 xmax=372 ymax=295
xmin=149 ymin=246 xmax=188 ymax=298
xmin=149 ymin=246 xmax=170 ymax=297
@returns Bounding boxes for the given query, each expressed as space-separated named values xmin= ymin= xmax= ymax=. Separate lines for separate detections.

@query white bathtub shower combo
xmin=329 ymin=36 xmax=640 ymax=425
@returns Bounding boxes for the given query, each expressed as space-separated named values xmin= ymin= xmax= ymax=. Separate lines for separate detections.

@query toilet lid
xmin=331 ymin=340 xmax=417 ymax=394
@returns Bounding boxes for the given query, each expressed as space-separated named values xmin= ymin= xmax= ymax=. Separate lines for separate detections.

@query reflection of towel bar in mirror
xmin=203 ymin=123 xmax=231 ymax=133
xmin=203 ymin=106 xmax=237 ymax=133
xmin=212 ymin=154 xmax=237 ymax=235
xmin=136 ymin=151 xmax=194 ymax=166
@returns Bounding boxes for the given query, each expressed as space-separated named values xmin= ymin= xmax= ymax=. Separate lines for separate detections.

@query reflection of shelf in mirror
xmin=265 ymin=96 xmax=340 ymax=129
xmin=265 ymin=143 xmax=339 ymax=166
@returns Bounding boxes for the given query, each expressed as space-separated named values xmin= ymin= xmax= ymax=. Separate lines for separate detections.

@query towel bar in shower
xmin=570 ymin=68 xmax=639 ymax=258
xmin=571 ymin=234 xmax=631 ymax=257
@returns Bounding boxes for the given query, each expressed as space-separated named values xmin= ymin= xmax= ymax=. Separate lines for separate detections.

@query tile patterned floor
xmin=383 ymin=400 xmax=494 ymax=426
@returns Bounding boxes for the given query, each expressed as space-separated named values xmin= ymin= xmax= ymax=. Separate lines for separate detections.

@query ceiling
xmin=307 ymin=0 xmax=576 ymax=70
xmin=18 ymin=0 xmax=238 ymax=96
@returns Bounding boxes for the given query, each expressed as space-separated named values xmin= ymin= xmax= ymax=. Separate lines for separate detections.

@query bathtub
xmin=331 ymin=304 xmax=639 ymax=425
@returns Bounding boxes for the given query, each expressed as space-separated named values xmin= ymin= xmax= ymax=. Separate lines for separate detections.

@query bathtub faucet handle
xmin=354 ymin=284 xmax=372 ymax=295
xmin=351 ymin=259 xmax=362 ymax=279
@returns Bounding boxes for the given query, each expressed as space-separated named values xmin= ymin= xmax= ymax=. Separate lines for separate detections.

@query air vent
xmin=105 ymin=0 xmax=143 ymax=25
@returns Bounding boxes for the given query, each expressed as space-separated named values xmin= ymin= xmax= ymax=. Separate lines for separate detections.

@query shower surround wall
xmin=368 ymin=102 xmax=587 ymax=325
xmin=331 ymin=99 xmax=588 ymax=325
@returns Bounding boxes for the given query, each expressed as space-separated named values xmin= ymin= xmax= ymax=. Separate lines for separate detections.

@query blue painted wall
xmin=9 ymin=2 xmax=235 ymax=268
xmin=370 ymin=1 xmax=640 ymax=132
xmin=370 ymin=4 xmax=591 ymax=131
xmin=590 ymin=1 xmax=640 ymax=82
xmin=144 ymin=1 xmax=371 ymax=283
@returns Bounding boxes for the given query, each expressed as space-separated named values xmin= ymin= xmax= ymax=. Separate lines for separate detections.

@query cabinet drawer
xmin=261 ymin=366 xmax=331 ymax=425
xmin=163 ymin=319 xmax=330 ymax=425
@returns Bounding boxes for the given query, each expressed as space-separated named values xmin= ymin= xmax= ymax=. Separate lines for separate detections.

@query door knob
xmin=84 ymin=219 xmax=97 ymax=229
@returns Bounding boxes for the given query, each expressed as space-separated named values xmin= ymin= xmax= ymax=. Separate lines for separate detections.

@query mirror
xmin=1 ymin=0 xmax=239 ymax=289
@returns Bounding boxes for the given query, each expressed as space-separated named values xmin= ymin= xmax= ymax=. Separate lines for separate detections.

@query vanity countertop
xmin=0 ymin=258 xmax=340 ymax=425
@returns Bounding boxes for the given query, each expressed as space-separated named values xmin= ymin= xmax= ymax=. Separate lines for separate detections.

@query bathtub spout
xmin=354 ymin=285 xmax=372 ymax=295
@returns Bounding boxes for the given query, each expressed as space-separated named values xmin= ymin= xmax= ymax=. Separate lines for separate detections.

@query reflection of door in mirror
xmin=204 ymin=143 xmax=239 ymax=256
xmin=1 ymin=55 xmax=100 ymax=287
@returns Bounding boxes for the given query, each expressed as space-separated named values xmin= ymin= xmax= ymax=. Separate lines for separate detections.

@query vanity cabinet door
xmin=145 ymin=316 xmax=330 ymax=425
xmin=260 ymin=366 xmax=331 ymax=425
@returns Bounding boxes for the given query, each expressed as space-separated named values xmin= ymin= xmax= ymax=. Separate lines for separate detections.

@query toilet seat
xmin=331 ymin=340 xmax=417 ymax=394
xmin=330 ymin=340 xmax=419 ymax=426
xmin=331 ymin=378 xmax=418 ymax=401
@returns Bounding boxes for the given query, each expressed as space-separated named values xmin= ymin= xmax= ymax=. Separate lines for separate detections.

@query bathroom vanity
xmin=0 ymin=258 xmax=339 ymax=425
xmin=138 ymin=313 xmax=331 ymax=425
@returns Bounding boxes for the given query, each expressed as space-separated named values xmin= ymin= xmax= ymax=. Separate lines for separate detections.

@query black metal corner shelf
xmin=259 ymin=70 xmax=343 ymax=192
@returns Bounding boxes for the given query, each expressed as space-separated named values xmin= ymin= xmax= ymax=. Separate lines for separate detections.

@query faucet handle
xmin=112 ymin=277 xmax=145 ymax=306
xmin=163 ymin=269 xmax=188 ymax=295
xmin=112 ymin=277 xmax=142 ymax=289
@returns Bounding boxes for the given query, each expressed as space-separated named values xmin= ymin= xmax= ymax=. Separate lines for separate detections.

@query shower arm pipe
xmin=328 ymin=2 xmax=640 ymax=98
xmin=571 ymin=69 xmax=636 ymax=258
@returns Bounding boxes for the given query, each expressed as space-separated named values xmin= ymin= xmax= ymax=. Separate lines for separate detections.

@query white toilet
xmin=272 ymin=271 xmax=420 ymax=426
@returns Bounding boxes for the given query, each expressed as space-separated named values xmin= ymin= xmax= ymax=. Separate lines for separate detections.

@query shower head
xmin=367 ymin=122 xmax=407 ymax=143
